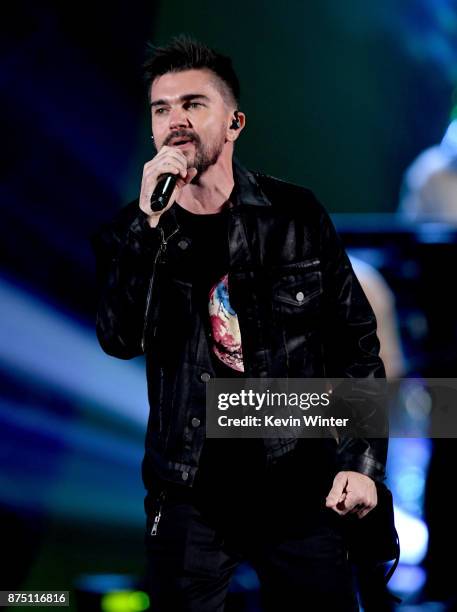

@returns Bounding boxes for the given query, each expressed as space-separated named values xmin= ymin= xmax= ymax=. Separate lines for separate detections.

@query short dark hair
xmin=143 ymin=36 xmax=240 ymax=107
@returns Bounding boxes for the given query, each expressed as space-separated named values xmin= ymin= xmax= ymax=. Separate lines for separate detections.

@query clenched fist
xmin=325 ymin=471 xmax=377 ymax=519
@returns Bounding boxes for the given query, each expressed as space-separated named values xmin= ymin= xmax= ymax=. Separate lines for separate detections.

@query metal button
xmin=178 ymin=239 xmax=189 ymax=250
xmin=296 ymin=291 xmax=305 ymax=302
xmin=200 ymin=372 xmax=211 ymax=382
xmin=191 ymin=417 xmax=200 ymax=428
xmin=181 ymin=471 xmax=189 ymax=481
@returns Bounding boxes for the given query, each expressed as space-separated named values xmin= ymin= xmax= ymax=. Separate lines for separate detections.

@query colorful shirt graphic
xmin=209 ymin=274 xmax=244 ymax=372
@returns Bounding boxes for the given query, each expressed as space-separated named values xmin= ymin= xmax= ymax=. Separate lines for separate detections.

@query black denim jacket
xmin=93 ymin=160 xmax=388 ymax=489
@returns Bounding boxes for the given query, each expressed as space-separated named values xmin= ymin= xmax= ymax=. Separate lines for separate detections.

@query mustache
xmin=164 ymin=130 xmax=200 ymax=146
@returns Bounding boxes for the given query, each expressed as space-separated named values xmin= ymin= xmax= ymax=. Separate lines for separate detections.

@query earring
xmin=150 ymin=135 xmax=154 ymax=141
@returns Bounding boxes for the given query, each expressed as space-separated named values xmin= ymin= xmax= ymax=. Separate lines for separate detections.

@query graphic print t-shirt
xmin=174 ymin=203 xmax=265 ymax=493
xmin=174 ymin=203 xmax=244 ymax=375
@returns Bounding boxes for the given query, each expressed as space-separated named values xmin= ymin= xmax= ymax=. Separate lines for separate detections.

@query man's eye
xmin=187 ymin=102 xmax=201 ymax=109
xmin=154 ymin=108 xmax=168 ymax=115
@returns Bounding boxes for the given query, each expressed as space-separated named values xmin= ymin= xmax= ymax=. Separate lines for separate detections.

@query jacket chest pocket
xmin=271 ymin=259 xmax=323 ymax=321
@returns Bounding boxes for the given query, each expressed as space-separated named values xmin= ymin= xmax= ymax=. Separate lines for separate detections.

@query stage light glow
xmin=388 ymin=435 xmax=431 ymax=516
xmin=388 ymin=564 xmax=426 ymax=596
xmin=230 ymin=564 xmax=260 ymax=591
xmin=404 ymin=385 xmax=432 ymax=420
xmin=0 ymin=276 xmax=147 ymax=427
xmin=394 ymin=506 xmax=428 ymax=565
xmin=397 ymin=467 xmax=426 ymax=504
xmin=101 ymin=591 xmax=149 ymax=612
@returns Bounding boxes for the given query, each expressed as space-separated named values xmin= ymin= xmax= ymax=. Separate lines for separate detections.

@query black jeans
xmin=144 ymin=440 xmax=359 ymax=612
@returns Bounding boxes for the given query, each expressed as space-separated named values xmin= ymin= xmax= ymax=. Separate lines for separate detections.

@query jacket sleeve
xmin=318 ymin=202 xmax=388 ymax=482
xmin=91 ymin=201 xmax=163 ymax=360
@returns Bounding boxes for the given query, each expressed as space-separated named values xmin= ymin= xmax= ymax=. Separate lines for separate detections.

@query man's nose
xmin=169 ymin=106 xmax=190 ymax=129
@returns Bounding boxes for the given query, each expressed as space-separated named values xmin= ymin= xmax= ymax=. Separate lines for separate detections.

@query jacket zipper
xmin=150 ymin=490 xmax=166 ymax=536
xmin=141 ymin=226 xmax=179 ymax=352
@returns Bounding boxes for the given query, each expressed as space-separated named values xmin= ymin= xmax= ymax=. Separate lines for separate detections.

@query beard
xmin=193 ymin=131 xmax=225 ymax=176
xmin=164 ymin=128 xmax=226 ymax=176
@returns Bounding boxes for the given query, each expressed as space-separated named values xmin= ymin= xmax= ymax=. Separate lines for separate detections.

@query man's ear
xmin=226 ymin=110 xmax=246 ymax=141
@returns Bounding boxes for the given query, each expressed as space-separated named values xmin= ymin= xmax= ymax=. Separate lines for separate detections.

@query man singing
xmin=93 ymin=36 xmax=387 ymax=611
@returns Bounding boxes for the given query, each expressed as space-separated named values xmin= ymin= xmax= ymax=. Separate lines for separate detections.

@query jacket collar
xmin=159 ymin=157 xmax=270 ymax=241
xmin=232 ymin=157 xmax=272 ymax=208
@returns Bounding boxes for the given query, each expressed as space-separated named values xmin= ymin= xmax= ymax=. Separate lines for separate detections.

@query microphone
xmin=150 ymin=173 xmax=178 ymax=212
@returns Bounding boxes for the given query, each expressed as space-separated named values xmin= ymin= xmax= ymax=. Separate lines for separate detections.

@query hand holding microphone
xmin=139 ymin=146 xmax=197 ymax=227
